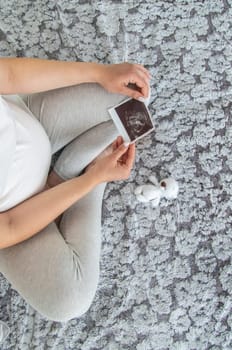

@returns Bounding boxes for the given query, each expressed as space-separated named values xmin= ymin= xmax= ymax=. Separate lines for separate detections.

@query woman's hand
xmin=86 ymin=136 xmax=136 ymax=184
xmin=97 ymin=62 xmax=151 ymax=100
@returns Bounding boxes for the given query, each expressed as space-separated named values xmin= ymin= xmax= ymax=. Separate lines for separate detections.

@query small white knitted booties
xmin=134 ymin=175 xmax=179 ymax=207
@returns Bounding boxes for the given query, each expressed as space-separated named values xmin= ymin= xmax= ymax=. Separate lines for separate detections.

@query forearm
xmin=3 ymin=57 xmax=104 ymax=94
xmin=5 ymin=173 xmax=98 ymax=248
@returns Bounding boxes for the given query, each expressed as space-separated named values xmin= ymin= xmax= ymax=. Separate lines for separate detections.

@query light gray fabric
xmin=0 ymin=186 xmax=105 ymax=323
xmin=0 ymin=84 xmax=123 ymax=322
xmin=0 ymin=321 xmax=10 ymax=343
xmin=53 ymin=120 xmax=119 ymax=179
xmin=27 ymin=84 xmax=124 ymax=155
xmin=27 ymin=84 xmax=123 ymax=177
xmin=0 ymin=1 xmax=232 ymax=349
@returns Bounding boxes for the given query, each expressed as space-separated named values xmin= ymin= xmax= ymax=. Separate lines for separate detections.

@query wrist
xmin=72 ymin=62 xmax=101 ymax=84
xmin=91 ymin=63 xmax=107 ymax=85
xmin=80 ymin=169 xmax=102 ymax=187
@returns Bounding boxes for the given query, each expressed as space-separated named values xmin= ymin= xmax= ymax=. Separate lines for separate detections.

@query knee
xmin=38 ymin=282 xmax=98 ymax=322
xmin=41 ymin=292 xmax=96 ymax=323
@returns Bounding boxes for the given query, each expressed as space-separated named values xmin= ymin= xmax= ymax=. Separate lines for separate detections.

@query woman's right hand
xmin=86 ymin=136 xmax=136 ymax=184
xmin=97 ymin=62 xmax=151 ymax=100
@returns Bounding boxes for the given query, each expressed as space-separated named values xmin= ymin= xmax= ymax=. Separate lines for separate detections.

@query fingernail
xmin=124 ymin=142 xmax=130 ymax=147
xmin=138 ymin=97 xmax=145 ymax=103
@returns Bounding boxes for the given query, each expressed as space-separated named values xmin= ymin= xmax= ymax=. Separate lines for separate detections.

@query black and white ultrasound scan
xmin=108 ymin=98 xmax=154 ymax=143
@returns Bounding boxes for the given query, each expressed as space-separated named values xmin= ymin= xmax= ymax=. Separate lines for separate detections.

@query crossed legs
xmin=0 ymin=84 xmax=124 ymax=321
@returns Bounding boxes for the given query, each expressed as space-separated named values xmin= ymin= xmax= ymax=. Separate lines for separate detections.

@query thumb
xmin=113 ymin=143 xmax=129 ymax=160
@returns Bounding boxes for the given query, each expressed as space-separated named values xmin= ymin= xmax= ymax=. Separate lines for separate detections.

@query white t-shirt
xmin=0 ymin=94 xmax=51 ymax=212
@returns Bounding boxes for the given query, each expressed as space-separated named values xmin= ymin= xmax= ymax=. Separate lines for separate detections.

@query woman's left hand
xmin=85 ymin=136 xmax=136 ymax=184
xmin=98 ymin=62 xmax=151 ymax=100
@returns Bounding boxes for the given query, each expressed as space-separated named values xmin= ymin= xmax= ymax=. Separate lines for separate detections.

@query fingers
xmin=102 ymin=62 xmax=151 ymax=100
xmin=124 ymin=84 xmax=148 ymax=100
xmin=113 ymin=143 xmax=129 ymax=161
xmin=117 ymin=135 xmax=124 ymax=147
xmin=125 ymin=143 xmax=136 ymax=169
xmin=124 ymin=71 xmax=150 ymax=99
xmin=133 ymin=63 xmax=151 ymax=80
xmin=112 ymin=136 xmax=123 ymax=151
xmin=113 ymin=142 xmax=136 ymax=170
xmin=112 ymin=138 xmax=118 ymax=151
xmin=134 ymin=67 xmax=151 ymax=88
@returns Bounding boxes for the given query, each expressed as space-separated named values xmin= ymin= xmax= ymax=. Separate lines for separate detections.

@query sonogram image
xmin=115 ymin=99 xmax=153 ymax=141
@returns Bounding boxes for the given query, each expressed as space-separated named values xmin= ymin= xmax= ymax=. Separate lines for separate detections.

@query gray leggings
xmin=0 ymin=84 xmax=124 ymax=322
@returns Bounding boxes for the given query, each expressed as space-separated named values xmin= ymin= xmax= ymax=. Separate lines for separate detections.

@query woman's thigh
xmin=26 ymin=84 xmax=124 ymax=154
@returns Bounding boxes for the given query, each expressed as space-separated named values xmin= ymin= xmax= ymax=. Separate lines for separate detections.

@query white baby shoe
xmin=134 ymin=184 xmax=162 ymax=206
xmin=159 ymin=177 xmax=179 ymax=199
xmin=135 ymin=175 xmax=179 ymax=207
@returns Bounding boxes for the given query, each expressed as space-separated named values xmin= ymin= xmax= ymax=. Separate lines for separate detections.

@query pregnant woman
xmin=0 ymin=57 xmax=150 ymax=322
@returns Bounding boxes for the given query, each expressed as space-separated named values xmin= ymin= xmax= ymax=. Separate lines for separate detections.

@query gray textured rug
xmin=0 ymin=1 xmax=232 ymax=349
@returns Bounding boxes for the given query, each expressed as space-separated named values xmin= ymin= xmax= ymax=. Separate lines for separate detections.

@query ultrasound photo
xmin=114 ymin=99 xmax=154 ymax=141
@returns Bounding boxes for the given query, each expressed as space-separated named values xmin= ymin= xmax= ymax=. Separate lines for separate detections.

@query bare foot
xmin=47 ymin=170 xmax=65 ymax=188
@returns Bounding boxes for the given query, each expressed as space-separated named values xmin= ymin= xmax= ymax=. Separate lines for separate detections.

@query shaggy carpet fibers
xmin=0 ymin=1 xmax=232 ymax=349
